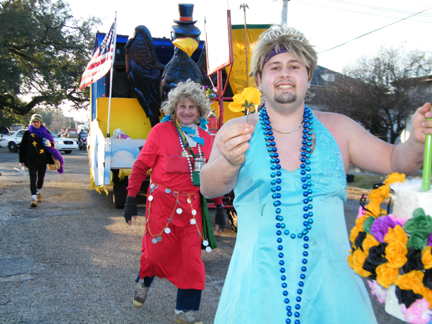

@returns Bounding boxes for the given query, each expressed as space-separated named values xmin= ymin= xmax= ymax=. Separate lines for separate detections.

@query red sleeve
xmin=126 ymin=125 xmax=161 ymax=197
xmin=201 ymin=130 xmax=213 ymax=162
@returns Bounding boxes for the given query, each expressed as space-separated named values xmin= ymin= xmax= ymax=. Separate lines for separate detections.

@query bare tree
xmin=311 ymin=47 xmax=432 ymax=143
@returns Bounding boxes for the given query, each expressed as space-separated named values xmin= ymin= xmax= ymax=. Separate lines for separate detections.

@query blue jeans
xmin=136 ymin=275 xmax=202 ymax=311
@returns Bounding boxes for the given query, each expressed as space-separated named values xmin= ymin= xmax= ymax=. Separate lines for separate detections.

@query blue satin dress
xmin=214 ymin=116 xmax=377 ymax=324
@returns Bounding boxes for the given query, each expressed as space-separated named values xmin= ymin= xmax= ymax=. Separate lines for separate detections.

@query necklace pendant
xmin=181 ymin=150 xmax=189 ymax=157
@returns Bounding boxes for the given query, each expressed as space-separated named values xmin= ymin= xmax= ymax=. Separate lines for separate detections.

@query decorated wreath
xmin=348 ymin=173 xmax=432 ymax=324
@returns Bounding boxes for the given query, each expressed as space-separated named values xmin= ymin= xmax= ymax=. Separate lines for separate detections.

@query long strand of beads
xmin=179 ymin=137 xmax=194 ymax=181
xmin=259 ymin=105 xmax=314 ymax=324
xmin=196 ymin=127 xmax=202 ymax=156
xmin=178 ymin=127 xmax=201 ymax=182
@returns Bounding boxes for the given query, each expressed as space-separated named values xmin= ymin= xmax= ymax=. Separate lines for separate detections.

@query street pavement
xmin=0 ymin=146 xmax=406 ymax=323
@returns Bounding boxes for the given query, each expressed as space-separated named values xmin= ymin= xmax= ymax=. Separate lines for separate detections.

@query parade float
xmin=82 ymin=2 xmax=273 ymax=208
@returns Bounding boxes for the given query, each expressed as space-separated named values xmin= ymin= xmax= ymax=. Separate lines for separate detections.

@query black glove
xmin=215 ymin=205 xmax=226 ymax=231
xmin=124 ymin=196 xmax=138 ymax=223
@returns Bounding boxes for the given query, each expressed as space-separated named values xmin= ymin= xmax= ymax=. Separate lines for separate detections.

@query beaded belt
xmin=145 ymin=182 xmax=203 ymax=245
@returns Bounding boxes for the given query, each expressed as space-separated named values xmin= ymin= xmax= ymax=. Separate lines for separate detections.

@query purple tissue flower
xmin=427 ymin=233 xmax=432 ymax=247
xmin=370 ymin=216 xmax=398 ymax=243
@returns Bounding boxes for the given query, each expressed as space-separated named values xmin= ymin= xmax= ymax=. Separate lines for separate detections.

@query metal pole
xmin=240 ymin=4 xmax=249 ymax=87
xmin=217 ymin=69 xmax=224 ymax=128
xmin=106 ymin=12 xmax=118 ymax=142
xmin=281 ymin=0 xmax=290 ymax=26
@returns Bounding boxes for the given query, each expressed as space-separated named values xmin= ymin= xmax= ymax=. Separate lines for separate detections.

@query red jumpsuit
xmin=127 ymin=121 xmax=213 ymax=290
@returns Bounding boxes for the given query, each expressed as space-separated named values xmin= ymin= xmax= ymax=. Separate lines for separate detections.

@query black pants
xmin=29 ymin=168 xmax=46 ymax=195
xmin=137 ymin=275 xmax=202 ymax=311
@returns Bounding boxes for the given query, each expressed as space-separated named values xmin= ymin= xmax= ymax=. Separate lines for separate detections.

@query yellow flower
xmin=355 ymin=215 xmax=368 ymax=230
xmin=228 ymin=87 xmax=261 ymax=115
xmin=422 ymin=246 xmax=432 ymax=270
xmin=423 ymin=287 xmax=432 ymax=306
xmin=376 ymin=263 xmax=399 ymax=288
xmin=352 ymin=249 xmax=372 ymax=277
xmin=385 ymin=172 xmax=406 ymax=185
xmin=376 ymin=185 xmax=391 ymax=200
xmin=349 ymin=227 xmax=361 ymax=245
xmin=385 ymin=240 xmax=408 ymax=269
xmin=384 ymin=225 xmax=408 ymax=245
xmin=348 ymin=253 xmax=354 ymax=269
xmin=366 ymin=185 xmax=390 ymax=216
xmin=365 ymin=202 xmax=381 ymax=217
xmin=367 ymin=189 xmax=383 ymax=202
xmin=350 ymin=215 xmax=368 ymax=244
xmin=395 ymin=270 xmax=425 ymax=295
xmin=362 ymin=234 xmax=379 ymax=255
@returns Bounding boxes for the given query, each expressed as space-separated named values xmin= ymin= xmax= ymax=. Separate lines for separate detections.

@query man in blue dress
xmin=200 ymin=25 xmax=432 ymax=323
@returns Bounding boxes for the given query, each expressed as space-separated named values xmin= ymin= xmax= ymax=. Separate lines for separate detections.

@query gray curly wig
xmin=161 ymin=80 xmax=211 ymax=123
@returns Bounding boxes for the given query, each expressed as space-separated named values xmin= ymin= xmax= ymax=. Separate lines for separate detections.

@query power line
xmin=319 ymin=6 xmax=432 ymax=54
xmin=298 ymin=0 xmax=432 ymax=23
xmin=329 ymin=0 xmax=432 ymax=17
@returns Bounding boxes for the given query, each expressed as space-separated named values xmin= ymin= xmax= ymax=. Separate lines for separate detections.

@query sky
xmin=65 ymin=0 xmax=432 ymax=120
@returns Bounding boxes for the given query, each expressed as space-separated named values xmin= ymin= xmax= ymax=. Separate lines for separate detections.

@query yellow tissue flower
xmin=385 ymin=240 xmax=408 ymax=269
xmin=422 ymin=246 xmax=432 ymax=270
xmin=385 ymin=172 xmax=406 ymax=185
xmin=384 ymin=225 xmax=408 ymax=245
xmin=362 ymin=234 xmax=380 ymax=255
xmin=365 ymin=202 xmax=381 ymax=218
xmin=350 ymin=215 xmax=368 ymax=244
xmin=422 ymin=287 xmax=432 ymax=306
xmin=352 ymin=249 xmax=372 ymax=277
xmin=348 ymin=253 xmax=354 ymax=269
xmin=395 ymin=270 xmax=425 ymax=295
xmin=376 ymin=263 xmax=399 ymax=288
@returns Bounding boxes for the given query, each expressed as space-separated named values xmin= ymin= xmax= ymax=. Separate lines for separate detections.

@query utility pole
xmin=240 ymin=3 xmax=249 ymax=87
xmin=281 ymin=0 xmax=290 ymax=26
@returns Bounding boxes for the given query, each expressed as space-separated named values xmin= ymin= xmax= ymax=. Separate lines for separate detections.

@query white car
xmin=1 ymin=129 xmax=78 ymax=154
xmin=48 ymin=131 xmax=79 ymax=154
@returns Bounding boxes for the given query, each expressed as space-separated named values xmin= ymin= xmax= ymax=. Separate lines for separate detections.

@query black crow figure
xmin=124 ymin=4 xmax=210 ymax=127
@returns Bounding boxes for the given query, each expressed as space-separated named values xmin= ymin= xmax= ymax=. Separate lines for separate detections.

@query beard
xmin=274 ymin=92 xmax=297 ymax=104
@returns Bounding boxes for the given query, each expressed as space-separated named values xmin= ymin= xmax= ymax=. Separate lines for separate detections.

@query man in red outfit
xmin=123 ymin=80 xmax=215 ymax=324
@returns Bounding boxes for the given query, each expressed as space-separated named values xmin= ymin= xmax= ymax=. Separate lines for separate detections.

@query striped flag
xmin=79 ymin=19 xmax=116 ymax=90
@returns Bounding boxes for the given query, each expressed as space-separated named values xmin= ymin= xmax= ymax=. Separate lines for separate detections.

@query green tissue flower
xmin=363 ymin=216 xmax=375 ymax=234
xmin=407 ymin=232 xmax=428 ymax=250
xmin=404 ymin=208 xmax=432 ymax=240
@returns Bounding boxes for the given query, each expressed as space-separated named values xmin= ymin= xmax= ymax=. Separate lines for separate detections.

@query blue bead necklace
xmin=259 ymin=105 xmax=314 ymax=324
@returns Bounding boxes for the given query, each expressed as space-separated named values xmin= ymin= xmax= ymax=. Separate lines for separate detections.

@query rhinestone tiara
xmin=263 ymin=26 xmax=305 ymax=42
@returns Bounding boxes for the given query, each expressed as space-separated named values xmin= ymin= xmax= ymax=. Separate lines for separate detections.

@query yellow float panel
xmin=96 ymin=98 xmax=161 ymax=139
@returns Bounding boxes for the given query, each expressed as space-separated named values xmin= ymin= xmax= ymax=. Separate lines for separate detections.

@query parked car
xmin=1 ymin=131 xmax=17 ymax=151
xmin=2 ymin=129 xmax=78 ymax=154
xmin=48 ymin=131 xmax=79 ymax=154
xmin=0 ymin=126 xmax=10 ymax=135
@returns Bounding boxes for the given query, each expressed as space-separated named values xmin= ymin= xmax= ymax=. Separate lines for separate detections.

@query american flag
xmin=79 ymin=19 xmax=116 ymax=90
